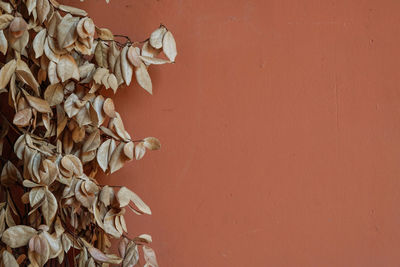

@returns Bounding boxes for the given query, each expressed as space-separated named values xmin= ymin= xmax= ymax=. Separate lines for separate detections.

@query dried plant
xmin=0 ymin=0 xmax=177 ymax=266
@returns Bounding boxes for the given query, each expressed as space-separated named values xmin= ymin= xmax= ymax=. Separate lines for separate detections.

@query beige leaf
xmin=108 ymin=73 xmax=118 ymax=93
xmin=33 ymin=28 xmax=46 ymax=58
xmin=139 ymin=55 xmax=170 ymax=65
xmin=44 ymin=38 xmax=60 ymax=63
xmin=135 ymin=62 xmax=152 ymax=94
xmin=82 ymin=129 xmax=100 ymax=152
xmin=103 ymin=98 xmax=116 ymax=118
xmin=143 ymin=246 xmax=159 ymax=267
xmin=163 ymin=31 xmax=177 ymax=62
xmin=0 ymin=59 xmax=16 ymax=89
xmin=93 ymin=67 xmax=108 ymax=84
xmin=57 ymin=54 xmax=79 ymax=82
xmin=121 ymin=46 xmax=133 ymax=86
xmin=37 ymin=0 xmax=50 ymax=23
xmin=87 ymin=245 xmax=122 ymax=264
xmin=150 ymin=26 xmax=167 ymax=49
xmin=41 ymin=188 xmax=57 ymax=225
xmin=57 ymin=13 xmax=79 ymax=48
xmin=16 ymin=59 xmax=40 ymax=96
xmin=26 ymin=0 xmax=36 ymax=15
xmin=29 ymin=187 xmax=45 ymax=207
xmin=109 ymin=142 xmax=126 ymax=174
xmin=44 ymin=83 xmax=63 ymax=106
xmin=0 ymin=1 xmax=13 ymax=13
xmin=13 ymin=108 xmax=32 ymax=127
xmin=48 ymin=60 xmax=60 ymax=84
xmin=141 ymin=40 xmax=160 ymax=58
xmin=0 ymin=14 xmax=13 ymax=30
xmin=25 ymin=94 xmax=52 ymax=113
xmin=97 ymin=139 xmax=111 ymax=172
xmin=127 ymin=46 xmax=142 ymax=67
xmin=64 ymin=93 xmax=79 ymax=117
xmin=9 ymin=17 xmax=27 ymax=38
xmin=59 ymin=4 xmax=87 ymax=16
xmin=96 ymin=27 xmax=113 ymax=40
xmin=143 ymin=137 xmax=161 ymax=150
xmin=0 ymin=30 xmax=7 ymax=55
xmin=95 ymin=41 xmax=109 ymax=68
xmin=135 ymin=142 xmax=146 ymax=160
xmin=9 ymin=30 xmax=29 ymax=53
xmin=123 ymin=141 xmax=134 ymax=160
xmin=117 ymin=187 xmax=151 ymax=215
xmin=108 ymin=41 xmax=120 ymax=72
xmin=1 ymin=225 xmax=37 ymax=248
xmin=93 ymin=95 xmax=105 ymax=126
xmin=2 ymin=250 xmax=18 ymax=267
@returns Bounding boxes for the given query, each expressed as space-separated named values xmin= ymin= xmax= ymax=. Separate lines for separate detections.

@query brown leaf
xmin=95 ymin=41 xmax=109 ymax=68
xmin=0 ymin=59 xmax=16 ymax=89
xmin=25 ymin=94 xmax=52 ymax=113
xmin=143 ymin=137 xmax=161 ymax=150
xmin=1 ymin=225 xmax=38 ymax=248
xmin=13 ymin=108 xmax=32 ymax=127
xmin=44 ymin=83 xmax=63 ymax=106
xmin=16 ymin=59 xmax=40 ymax=96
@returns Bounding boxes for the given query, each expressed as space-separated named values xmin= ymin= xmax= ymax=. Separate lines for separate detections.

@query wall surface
xmin=64 ymin=0 xmax=400 ymax=266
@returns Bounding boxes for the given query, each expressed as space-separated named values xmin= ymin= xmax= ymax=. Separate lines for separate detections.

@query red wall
xmin=65 ymin=0 xmax=400 ymax=266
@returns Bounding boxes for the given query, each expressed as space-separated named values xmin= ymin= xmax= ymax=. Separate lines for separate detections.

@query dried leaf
xmin=44 ymin=83 xmax=63 ymax=106
xmin=0 ymin=59 xmax=16 ymax=89
xmin=2 ymin=250 xmax=19 ymax=267
xmin=117 ymin=187 xmax=151 ymax=215
xmin=1 ymin=225 xmax=37 ymax=248
xmin=143 ymin=137 xmax=161 ymax=150
xmin=135 ymin=62 xmax=152 ymax=94
xmin=163 ymin=31 xmax=177 ymax=62
xmin=121 ymin=46 xmax=133 ymax=86
xmin=57 ymin=13 xmax=79 ymax=48
xmin=150 ymin=26 xmax=167 ymax=49
xmin=33 ymin=28 xmax=47 ymax=58
xmin=37 ymin=0 xmax=50 ymax=23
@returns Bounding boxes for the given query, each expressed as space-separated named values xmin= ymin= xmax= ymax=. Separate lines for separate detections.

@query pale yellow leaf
xmin=121 ymin=46 xmax=133 ymax=86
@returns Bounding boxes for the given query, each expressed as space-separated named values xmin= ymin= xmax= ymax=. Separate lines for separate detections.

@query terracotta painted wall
xmin=65 ymin=0 xmax=400 ymax=266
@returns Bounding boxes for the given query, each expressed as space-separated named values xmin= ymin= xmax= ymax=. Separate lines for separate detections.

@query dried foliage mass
xmin=0 ymin=0 xmax=177 ymax=266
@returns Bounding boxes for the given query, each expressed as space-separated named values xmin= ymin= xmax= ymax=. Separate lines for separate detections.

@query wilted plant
xmin=0 ymin=0 xmax=177 ymax=266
